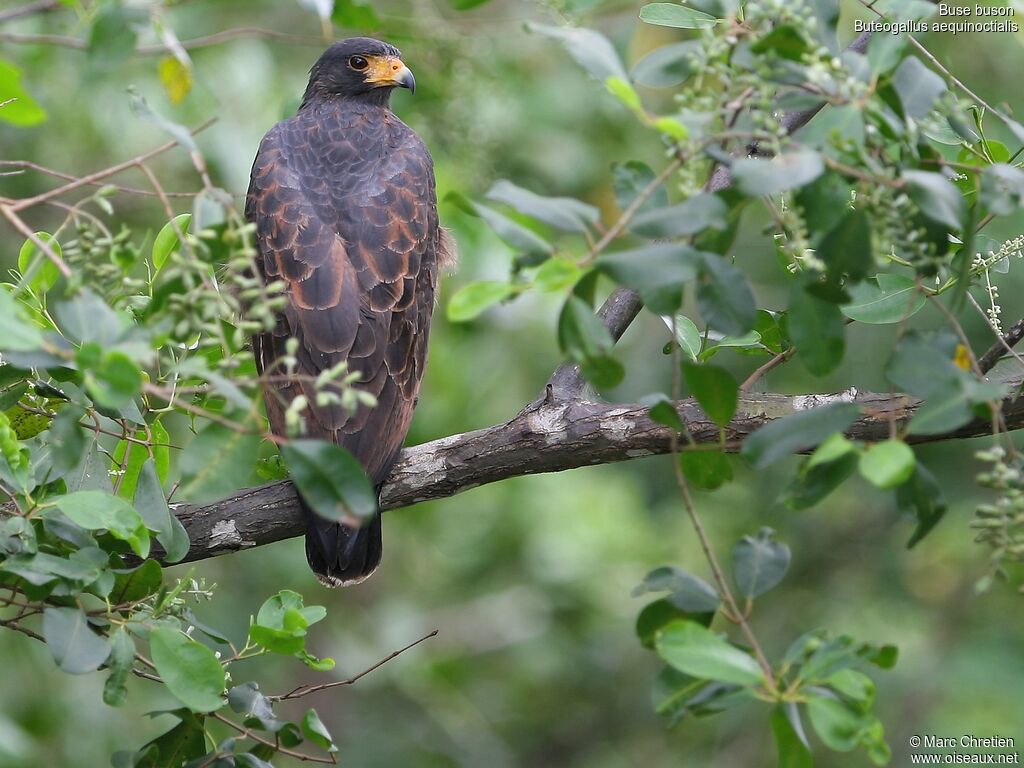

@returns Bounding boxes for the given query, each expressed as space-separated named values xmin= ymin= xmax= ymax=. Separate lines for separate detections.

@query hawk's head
xmin=304 ymin=37 xmax=416 ymax=103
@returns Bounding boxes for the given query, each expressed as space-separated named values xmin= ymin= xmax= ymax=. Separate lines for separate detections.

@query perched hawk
xmin=246 ymin=38 xmax=452 ymax=586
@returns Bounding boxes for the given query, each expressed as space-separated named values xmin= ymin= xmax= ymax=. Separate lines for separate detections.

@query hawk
xmin=246 ymin=38 xmax=453 ymax=586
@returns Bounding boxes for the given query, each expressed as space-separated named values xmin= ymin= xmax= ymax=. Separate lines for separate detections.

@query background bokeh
xmin=2 ymin=1 xmax=1024 ymax=766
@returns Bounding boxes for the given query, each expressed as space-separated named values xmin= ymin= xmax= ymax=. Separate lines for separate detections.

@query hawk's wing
xmin=246 ymin=111 xmax=440 ymax=486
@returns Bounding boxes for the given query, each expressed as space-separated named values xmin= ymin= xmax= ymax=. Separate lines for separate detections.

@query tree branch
xmin=979 ymin=317 xmax=1024 ymax=374
xmin=0 ymin=0 xmax=59 ymax=24
xmin=170 ymin=380 xmax=1024 ymax=564
xmin=0 ymin=27 xmax=324 ymax=54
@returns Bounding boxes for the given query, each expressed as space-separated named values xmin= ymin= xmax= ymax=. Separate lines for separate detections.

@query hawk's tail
xmin=299 ymin=498 xmax=382 ymax=587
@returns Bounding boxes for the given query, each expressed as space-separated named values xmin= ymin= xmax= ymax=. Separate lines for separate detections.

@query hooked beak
xmin=395 ymin=64 xmax=416 ymax=95
xmin=365 ymin=56 xmax=416 ymax=95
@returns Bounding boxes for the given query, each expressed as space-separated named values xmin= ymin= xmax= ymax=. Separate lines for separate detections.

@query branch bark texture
xmin=172 ymin=381 xmax=1024 ymax=564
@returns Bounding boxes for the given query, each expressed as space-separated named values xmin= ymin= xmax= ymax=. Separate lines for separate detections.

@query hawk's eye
xmin=349 ymin=56 xmax=369 ymax=71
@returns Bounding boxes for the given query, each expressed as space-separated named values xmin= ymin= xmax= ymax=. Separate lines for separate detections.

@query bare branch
xmin=0 ymin=27 xmax=323 ymax=54
xmin=0 ymin=160 xmax=200 ymax=199
xmin=0 ymin=0 xmax=59 ymax=24
xmin=169 ymin=380 xmax=1024 ymax=565
xmin=5 ymin=119 xmax=216 ymax=213
xmin=271 ymin=630 xmax=439 ymax=701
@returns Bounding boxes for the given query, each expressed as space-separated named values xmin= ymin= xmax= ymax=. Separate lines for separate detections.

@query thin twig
xmin=0 ymin=0 xmax=59 ymax=24
xmin=0 ymin=27 xmax=323 ymax=54
xmin=667 ymin=314 xmax=776 ymax=689
xmin=6 ymin=118 xmax=216 ymax=213
xmin=739 ymin=348 xmax=795 ymax=393
xmin=211 ymin=712 xmax=336 ymax=764
xmin=272 ymin=629 xmax=439 ymax=701
xmin=0 ymin=204 xmax=71 ymax=276
xmin=584 ymin=154 xmax=684 ymax=263
xmin=0 ymin=160 xmax=200 ymax=198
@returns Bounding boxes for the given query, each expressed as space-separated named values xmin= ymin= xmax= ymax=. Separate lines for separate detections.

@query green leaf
xmin=87 ymin=6 xmax=140 ymax=67
xmin=674 ymin=315 xmax=703 ymax=361
xmin=789 ymin=284 xmax=845 ymax=376
xmin=903 ymin=170 xmax=966 ymax=229
xmin=771 ymin=704 xmax=813 ymax=768
xmin=642 ymin=393 xmax=684 ymax=431
xmin=486 ymin=180 xmax=599 ymax=232
xmin=533 ymin=257 xmax=582 ymax=293
xmin=793 ymin=172 xmax=848 ymax=244
xmin=897 ymin=465 xmax=947 ymax=548
xmin=134 ymin=460 xmax=189 ymax=562
xmin=580 ymin=355 xmax=625 ymax=390
xmin=558 ymin=288 xmax=625 ymax=386
xmin=53 ymin=490 xmax=150 ymax=558
xmin=0 ymin=58 xmax=47 ymax=126
xmin=679 ymin=450 xmax=733 ymax=490
xmin=449 ymin=193 xmax=553 ymax=257
xmin=597 ymin=243 xmax=700 ymax=314
xmin=981 ymin=164 xmax=1024 ymax=215
xmin=103 ymin=628 xmax=135 ymax=706
xmin=892 ymin=56 xmax=945 ymax=120
xmin=682 ymin=362 xmax=737 ymax=426
xmin=0 ymin=290 xmax=45 ymax=352
xmin=302 ymin=710 xmax=337 ymax=752
xmin=331 ymin=0 xmax=379 ymax=26
xmin=152 ymin=214 xmax=191 ymax=272
xmin=631 ymin=41 xmax=704 ymax=88
xmin=732 ymin=527 xmax=791 ymax=599
xmin=178 ymin=420 xmax=260 ymax=504
xmin=111 ymin=431 xmax=149 ymax=501
xmin=228 ymin=681 xmax=280 ymax=731
xmin=784 ymin=446 xmax=859 ymax=510
xmin=637 ymin=601 xmax=713 ymax=651
xmin=125 ymin=715 xmax=207 ymax=767
xmin=629 ymin=194 xmax=727 ymax=239
xmin=281 ymin=440 xmax=377 ymax=523
xmin=859 ymin=440 xmax=915 ymax=489
xmin=840 ymin=274 xmax=925 ymax=324
xmin=632 ymin=566 xmax=721 ymax=612
xmin=250 ymin=590 xmax=326 ymax=655
xmin=447 ymin=281 xmax=514 ymax=322
xmin=655 ymin=620 xmax=765 ymax=686
xmin=806 ymin=694 xmax=872 ymax=752
xmin=149 ymin=628 xmax=225 ymax=712
xmin=110 ymin=559 xmax=163 ymax=604
xmin=18 ymin=232 xmax=62 ymax=294
xmin=128 ymin=91 xmax=197 ymax=154
xmin=907 ymin=379 xmax=974 ymax=435
xmin=819 ymin=208 xmax=871 ymax=283
xmin=885 ymin=333 xmax=960 ymax=397
xmin=558 ymin=295 xmax=614 ymax=361
xmin=829 ymin=668 xmax=876 ymax=710
xmin=750 ymin=24 xmax=809 ymax=61
xmin=639 ymin=3 xmax=718 ymax=28
xmin=525 ymin=24 xmax=627 ymax=81
xmin=2 ymin=548 xmax=107 ymax=587
xmin=43 ymin=607 xmax=112 ymax=674
xmin=54 ymin=289 xmax=125 ymax=346
xmin=697 ymin=254 xmax=756 ymax=336
xmin=612 ymin=161 xmax=668 ymax=214
xmin=733 ymin=150 xmax=824 ymax=197
xmin=742 ymin=403 xmax=861 ymax=469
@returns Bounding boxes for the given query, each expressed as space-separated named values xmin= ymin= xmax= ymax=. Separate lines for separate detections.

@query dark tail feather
xmin=300 ymin=498 xmax=382 ymax=587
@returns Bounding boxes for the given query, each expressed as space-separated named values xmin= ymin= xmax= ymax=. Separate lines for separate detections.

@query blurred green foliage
xmin=2 ymin=0 xmax=1024 ymax=766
